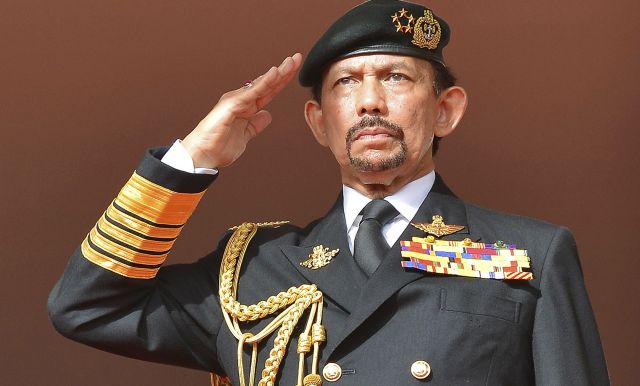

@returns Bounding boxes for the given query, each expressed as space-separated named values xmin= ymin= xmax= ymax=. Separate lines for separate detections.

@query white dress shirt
xmin=161 ymin=140 xmax=218 ymax=175
xmin=342 ymin=172 xmax=435 ymax=253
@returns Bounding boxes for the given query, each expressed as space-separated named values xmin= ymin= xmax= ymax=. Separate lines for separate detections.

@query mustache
xmin=345 ymin=116 xmax=405 ymax=143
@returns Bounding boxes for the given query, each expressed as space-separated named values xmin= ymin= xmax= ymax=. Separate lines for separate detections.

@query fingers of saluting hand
xmin=232 ymin=54 xmax=301 ymax=140
xmin=182 ymin=54 xmax=302 ymax=169
xmin=252 ymin=53 xmax=303 ymax=109
xmin=230 ymin=53 xmax=302 ymax=112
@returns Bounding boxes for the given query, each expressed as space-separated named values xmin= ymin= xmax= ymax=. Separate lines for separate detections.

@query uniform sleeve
xmin=532 ymin=227 xmax=610 ymax=385
xmin=48 ymin=147 xmax=226 ymax=373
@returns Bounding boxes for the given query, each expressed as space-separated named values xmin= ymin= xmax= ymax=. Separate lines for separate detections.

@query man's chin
xmin=353 ymin=164 xmax=400 ymax=173
xmin=349 ymin=155 xmax=406 ymax=173
xmin=350 ymin=161 xmax=405 ymax=185
xmin=347 ymin=142 xmax=407 ymax=172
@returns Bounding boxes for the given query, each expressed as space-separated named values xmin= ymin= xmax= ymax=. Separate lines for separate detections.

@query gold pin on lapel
xmin=300 ymin=245 xmax=340 ymax=270
xmin=411 ymin=215 xmax=464 ymax=237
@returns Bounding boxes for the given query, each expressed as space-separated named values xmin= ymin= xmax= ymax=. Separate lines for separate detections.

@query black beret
xmin=299 ymin=0 xmax=450 ymax=87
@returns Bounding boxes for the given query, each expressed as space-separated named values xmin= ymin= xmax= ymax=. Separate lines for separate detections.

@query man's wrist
xmin=161 ymin=140 xmax=218 ymax=175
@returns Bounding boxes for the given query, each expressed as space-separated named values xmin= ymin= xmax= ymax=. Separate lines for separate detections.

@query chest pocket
xmin=440 ymin=287 xmax=521 ymax=323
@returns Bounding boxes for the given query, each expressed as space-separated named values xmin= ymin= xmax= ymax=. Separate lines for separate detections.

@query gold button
xmin=410 ymin=360 xmax=431 ymax=380
xmin=322 ymin=362 xmax=342 ymax=382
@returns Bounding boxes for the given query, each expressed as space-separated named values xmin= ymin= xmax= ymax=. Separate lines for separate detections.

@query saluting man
xmin=49 ymin=1 xmax=609 ymax=385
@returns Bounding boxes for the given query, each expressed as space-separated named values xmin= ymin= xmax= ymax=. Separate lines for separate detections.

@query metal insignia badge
xmin=411 ymin=215 xmax=464 ymax=237
xmin=411 ymin=9 xmax=441 ymax=49
xmin=300 ymin=245 xmax=340 ymax=270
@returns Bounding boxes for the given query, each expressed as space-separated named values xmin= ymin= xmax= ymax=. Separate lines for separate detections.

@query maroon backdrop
xmin=1 ymin=1 xmax=638 ymax=385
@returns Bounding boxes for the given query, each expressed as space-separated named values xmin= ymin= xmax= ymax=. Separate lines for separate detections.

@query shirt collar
xmin=342 ymin=171 xmax=436 ymax=229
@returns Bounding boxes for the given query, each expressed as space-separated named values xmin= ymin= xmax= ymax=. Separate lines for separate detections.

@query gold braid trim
xmin=219 ymin=222 xmax=326 ymax=386
xmin=81 ymin=172 xmax=206 ymax=279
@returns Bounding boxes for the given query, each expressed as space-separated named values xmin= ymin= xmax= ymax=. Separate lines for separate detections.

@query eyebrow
xmin=331 ymin=60 xmax=414 ymax=76
xmin=388 ymin=62 xmax=412 ymax=71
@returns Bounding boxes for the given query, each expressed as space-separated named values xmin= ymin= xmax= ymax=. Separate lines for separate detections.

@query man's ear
xmin=434 ymin=86 xmax=468 ymax=138
xmin=304 ymin=99 xmax=328 ymax=146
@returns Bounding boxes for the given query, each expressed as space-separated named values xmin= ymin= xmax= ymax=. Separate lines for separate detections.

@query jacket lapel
xmin=325 ymin=174 xmax=482 ymax=357
xmin=280 ymin=196 xmax=367 ymax=314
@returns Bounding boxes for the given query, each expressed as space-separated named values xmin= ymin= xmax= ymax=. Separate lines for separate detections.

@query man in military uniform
xmin=49 ymin=1 xmax=609 ymax=385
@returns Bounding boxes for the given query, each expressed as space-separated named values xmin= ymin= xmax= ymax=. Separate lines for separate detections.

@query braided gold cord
xmin=219 ymin=222 xmax=325 ymax=386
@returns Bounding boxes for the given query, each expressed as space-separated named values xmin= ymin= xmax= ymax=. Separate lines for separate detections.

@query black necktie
xmin=353 ymin=199 xmax=399 ymax=277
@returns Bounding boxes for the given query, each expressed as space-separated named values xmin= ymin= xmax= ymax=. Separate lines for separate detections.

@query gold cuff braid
xmin=218 ymin=222 xmax=326 ymax=386
xmin=81 ymin=171 xmax=205 ymax=279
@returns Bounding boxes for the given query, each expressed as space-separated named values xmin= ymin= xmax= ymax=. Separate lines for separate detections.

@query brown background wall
xmin=1 ymin=0 xmax=638 ymax=385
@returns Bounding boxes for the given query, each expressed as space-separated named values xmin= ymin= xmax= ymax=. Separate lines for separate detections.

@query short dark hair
xmin=309 ymin=60 xmax=457 ymax=155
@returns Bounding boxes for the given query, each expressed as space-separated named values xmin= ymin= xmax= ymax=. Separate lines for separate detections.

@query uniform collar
xmin=342 ymin=171 xmax=436 ymax=229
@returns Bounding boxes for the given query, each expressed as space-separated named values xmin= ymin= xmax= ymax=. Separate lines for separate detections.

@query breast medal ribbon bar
xmin=401 ymin=237 xmax=533 ymax=280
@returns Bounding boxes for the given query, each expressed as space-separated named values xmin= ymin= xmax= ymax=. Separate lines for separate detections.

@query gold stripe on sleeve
xmin=80 ymin=171 xmax=207 ymax=278
xmin=114 ymin=172 xmax=205 ymax=226
xmin=89 ymin=227 xmax=168 ymax=266
xmin=106 ymin=205 xmax=183 ymax=239
xmin=81 ymin=237 xmax=159 ymax=279
xmin=97 ymin=214 xmax=175 ymax=252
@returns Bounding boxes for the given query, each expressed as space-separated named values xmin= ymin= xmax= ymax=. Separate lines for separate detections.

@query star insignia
xmin=391 ymin=8 xmax=415 ymax=34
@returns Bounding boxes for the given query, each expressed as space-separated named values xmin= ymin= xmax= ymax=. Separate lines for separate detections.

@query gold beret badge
xmin=391 ymin=8 xmax=441 ymax=50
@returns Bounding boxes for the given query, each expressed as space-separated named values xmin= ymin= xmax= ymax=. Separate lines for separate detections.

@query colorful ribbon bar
xmin=400 ymin=237 xmax=533 ymax=280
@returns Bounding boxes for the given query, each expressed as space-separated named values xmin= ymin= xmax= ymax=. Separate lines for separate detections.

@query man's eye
xmin=387 ymin=73 xmax=407 ymax=82
xmin=335 ymin=77 xmax=355 ymax=86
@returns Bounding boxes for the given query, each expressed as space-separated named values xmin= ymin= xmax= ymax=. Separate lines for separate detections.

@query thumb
xmin=245 ymin=110 xmax=273 ymax=139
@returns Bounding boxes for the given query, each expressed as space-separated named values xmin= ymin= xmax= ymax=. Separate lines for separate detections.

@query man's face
xmin=306 ymin=54 xmax=454 ymax=193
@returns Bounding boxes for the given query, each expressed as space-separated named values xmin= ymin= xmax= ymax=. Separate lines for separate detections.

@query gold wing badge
xmin=300 ymin=245 xmax=340 ymax=269
xmin=411 ymin=215 xmax=464 ymax=237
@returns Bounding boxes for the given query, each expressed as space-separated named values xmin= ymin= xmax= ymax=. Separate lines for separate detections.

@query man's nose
xmin=356 ymin=78 xmax=388 ymax=116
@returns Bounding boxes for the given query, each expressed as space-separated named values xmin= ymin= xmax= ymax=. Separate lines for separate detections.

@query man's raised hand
xmin=182 ymin=53 xmax=303 ymax=169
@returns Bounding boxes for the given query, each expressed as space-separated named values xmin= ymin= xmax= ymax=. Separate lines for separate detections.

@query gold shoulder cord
xmin=213 ymin=222 xmax=326 ymax=386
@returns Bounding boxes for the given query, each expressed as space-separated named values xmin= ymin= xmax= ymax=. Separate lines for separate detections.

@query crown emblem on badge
xmin=391 ymin=8 xmax=441 ymax=50
xmin=412 ymin=10 xmax=441 ymax=49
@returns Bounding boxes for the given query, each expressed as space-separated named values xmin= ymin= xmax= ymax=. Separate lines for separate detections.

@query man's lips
xmin=345 ymin=116 xmax=405 ymax=146
xmin=353 ymin=127 xmax=397 ymax=141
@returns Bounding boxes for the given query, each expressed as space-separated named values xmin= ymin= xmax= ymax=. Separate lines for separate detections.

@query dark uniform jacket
xmin=48 ymin=148 xmax=609 ymax=385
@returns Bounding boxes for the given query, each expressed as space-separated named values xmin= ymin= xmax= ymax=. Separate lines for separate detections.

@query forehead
xmin=324 ymin=54 xmax=433 ymax=76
